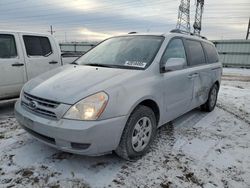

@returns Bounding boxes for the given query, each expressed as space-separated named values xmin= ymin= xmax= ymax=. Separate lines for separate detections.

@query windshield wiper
xmin=70 ymin=62 xmax=79 ymax=65
xmin=84 ymin=63 xmax=144 ymax=70
xmin=84 ymin=63 xmax=117 ymax=68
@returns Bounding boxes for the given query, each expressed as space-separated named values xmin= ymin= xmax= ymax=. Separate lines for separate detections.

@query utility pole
xmin=246 ymin=18 xmax=250 ymax=40
xmin=193 ymin=0 xmax=204 ymax=35
xmin=176 ymin=0 xmax=191 ymax=33
xmin=48 ymin=25 xmax=55 ymax=35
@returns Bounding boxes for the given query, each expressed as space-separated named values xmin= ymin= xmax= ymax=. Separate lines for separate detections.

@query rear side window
xmin=23 ymin=36 xmax=52 ymax=57
xmin=0 ymin=34 xmax=17 ymax=58
xmin=186 ymin=40 xmax=206 ymax=66
xmin=202 ymin=42 xmax=219 ymax=63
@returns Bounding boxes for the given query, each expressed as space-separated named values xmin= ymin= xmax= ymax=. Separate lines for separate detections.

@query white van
xmin=15 ymin=31 xmax=222 ymax=160
xmin=0 ymin=30 xmax=72 ymax=100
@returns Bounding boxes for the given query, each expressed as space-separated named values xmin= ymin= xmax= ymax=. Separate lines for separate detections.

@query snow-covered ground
xmin=223 ymin=68 xmax=250 ymax=77
xmin=0 ymin=69 xmax=250 ymax=188
xmin=222 ymin=68 xmax=250 ymax=82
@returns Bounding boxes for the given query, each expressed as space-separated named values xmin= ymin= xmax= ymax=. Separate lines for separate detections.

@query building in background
xmin=60 ymin=42 xmax=98 ymax=56
xmin=213 ymin=40 xmax=250 ymax=68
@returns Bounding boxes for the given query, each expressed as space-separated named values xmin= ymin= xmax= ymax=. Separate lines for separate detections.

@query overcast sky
xmin=0 ymin=0 xmax=249 ymax=42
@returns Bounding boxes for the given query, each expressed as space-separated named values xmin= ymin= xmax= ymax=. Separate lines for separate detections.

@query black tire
xmin=115 ymin=105 xmax=157 ymax=160
xmin=201 ymin=84 xmax=219 ymax=112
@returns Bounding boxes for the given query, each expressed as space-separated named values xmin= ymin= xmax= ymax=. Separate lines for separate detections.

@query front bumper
xmin=14 ymin=100 xmax=127 ymax=156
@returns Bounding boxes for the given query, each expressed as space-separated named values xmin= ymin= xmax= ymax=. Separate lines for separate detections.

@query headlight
xmin=64 ymin=92 xmax=108 ymax=121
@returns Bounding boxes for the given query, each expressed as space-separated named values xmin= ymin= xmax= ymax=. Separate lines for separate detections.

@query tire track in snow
xmin=216 ymin=103 xmax=250 ymax=125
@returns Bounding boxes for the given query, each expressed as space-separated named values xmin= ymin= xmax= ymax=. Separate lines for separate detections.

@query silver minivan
xmin=15 ymin=31 xmax=222 ymax=160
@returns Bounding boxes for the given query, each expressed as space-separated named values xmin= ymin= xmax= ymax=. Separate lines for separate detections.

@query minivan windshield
xmin=75 ymin=36 xmax=164 ymax=70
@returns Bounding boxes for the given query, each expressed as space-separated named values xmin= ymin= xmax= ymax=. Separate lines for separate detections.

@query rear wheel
xmin=201 ymin=84 xmax=219 ymax=112
xmin=115 ymin=105 xmax=157 ymax=160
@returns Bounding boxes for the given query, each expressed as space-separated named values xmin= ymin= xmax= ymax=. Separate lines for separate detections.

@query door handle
xmin=49 ymin=61 xmax=58 ymax=64
xmin=188 ymin=73 xmax=199 ymax=79
xmin=12 ymin=63 xmax=24 ymax=67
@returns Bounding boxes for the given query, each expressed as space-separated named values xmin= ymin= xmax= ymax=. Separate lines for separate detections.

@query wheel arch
xmin=128 ymin=98 xmax=160 ymax=126
xmin=214 ymin=80 xmax=220 ymax=89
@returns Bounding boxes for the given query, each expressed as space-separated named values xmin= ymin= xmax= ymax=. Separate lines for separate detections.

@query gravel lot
xmin=0 ymin=68 xmax=250 ymax=188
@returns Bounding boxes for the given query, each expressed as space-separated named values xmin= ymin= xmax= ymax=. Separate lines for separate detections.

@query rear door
xmin=21 ymin=34 xmax=61 ymax=80
xmin=161 ymin=37 xmax=194 ymax=121
xmin=202 ymin=42 xmax=222 ymax=95
xmin=0 ymin=32 xmax=26 ymax=99
xmin=184 ymin=39 xmax=213 ymax=108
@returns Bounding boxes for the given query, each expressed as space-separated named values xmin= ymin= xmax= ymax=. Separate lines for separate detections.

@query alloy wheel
xmin=131 ymin=117 xmax=152 ymax=152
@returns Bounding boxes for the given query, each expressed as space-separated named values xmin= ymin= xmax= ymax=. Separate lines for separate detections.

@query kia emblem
xmin=29 ymin=101 xmax=38 ymax=109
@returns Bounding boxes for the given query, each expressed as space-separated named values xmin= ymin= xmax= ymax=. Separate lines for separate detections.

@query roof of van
xmin=116 ymin=32 xmax=212 ymax=44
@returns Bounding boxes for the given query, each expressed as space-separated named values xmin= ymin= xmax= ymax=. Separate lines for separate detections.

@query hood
xmin=23 ymin=65 xmax=137 ymax=104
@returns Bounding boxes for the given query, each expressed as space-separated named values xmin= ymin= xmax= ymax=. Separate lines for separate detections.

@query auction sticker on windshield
xmin=124 ymin=61 xmax=147 ymax=68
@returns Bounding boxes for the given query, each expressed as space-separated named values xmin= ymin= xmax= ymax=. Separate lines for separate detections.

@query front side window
xmin=23 ymin=36 xmax=52 ymax=57
xmin=161 ymin=38 xmax=187 ymax=65
xmin=0 ymin=34 xmax=17 ymax=59
xmin=186 ymin=40 xmax=206 ymax=66
xmin=202 ymin=42 xmax=219 ymax=64
xmin=75 ymin=36 xmax=164 ymax=70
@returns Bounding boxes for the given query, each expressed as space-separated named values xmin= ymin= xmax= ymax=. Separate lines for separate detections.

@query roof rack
xmin=170 ymin=29 xmax=207 ymax=40
xmin=128 ymin=32 xmax=137 ymax=34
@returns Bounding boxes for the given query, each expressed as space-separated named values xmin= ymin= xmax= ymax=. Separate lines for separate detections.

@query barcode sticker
xmin=124 ymin=61 xmax=147 ymax=68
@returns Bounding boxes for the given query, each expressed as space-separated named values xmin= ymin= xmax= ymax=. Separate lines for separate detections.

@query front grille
xmin=24 ymin=92 xmax=60 ymax=108
xmin=22 ymin=92 xmax=59 ymax=119
xmin=21 ymin=101 xmax=57 ymax=119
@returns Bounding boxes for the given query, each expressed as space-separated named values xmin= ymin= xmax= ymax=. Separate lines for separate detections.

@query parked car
xmin=15 ymin=31 xmax=222 ymax=160
xmin=0 ymin=30 xmax=74 ymax=100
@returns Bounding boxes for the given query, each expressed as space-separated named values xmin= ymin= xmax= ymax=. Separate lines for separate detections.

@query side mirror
xmin=163 ymin=58 xmax=186 ymax=72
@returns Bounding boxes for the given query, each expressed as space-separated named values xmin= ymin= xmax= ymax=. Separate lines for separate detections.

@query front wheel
xmin=115 ymin=105 xmax=157 ymax=160
xmin=201 ymin=84 xmax=219 ymax=112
